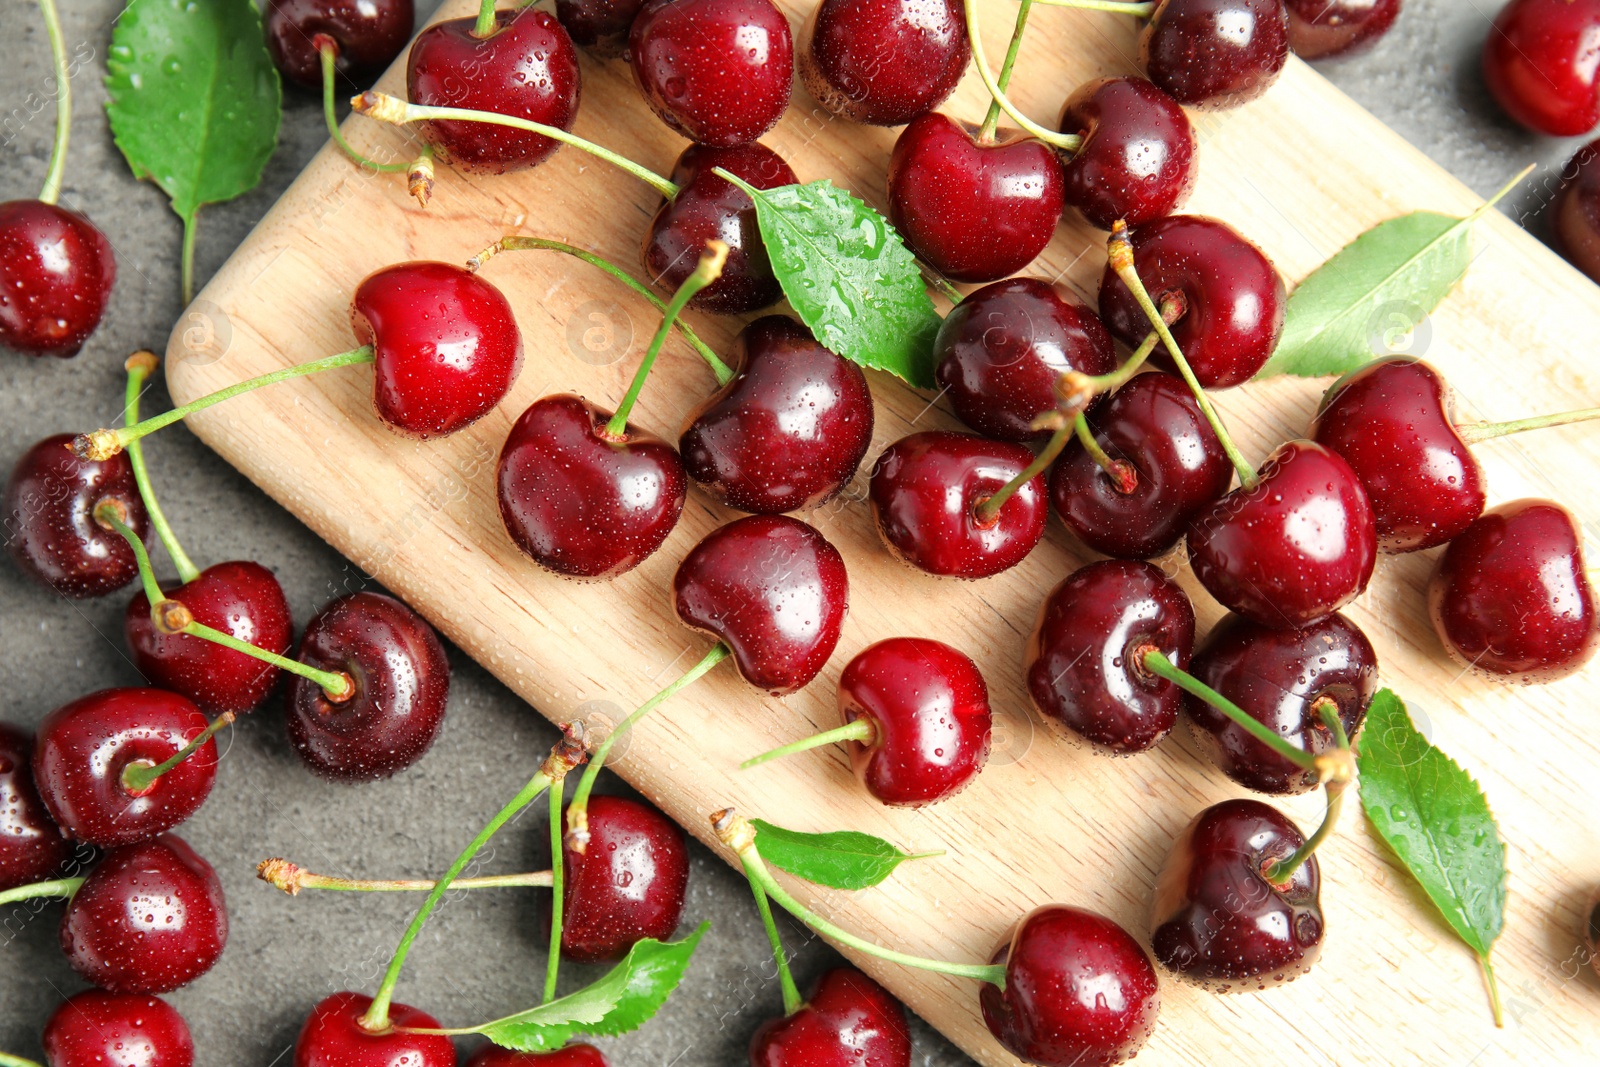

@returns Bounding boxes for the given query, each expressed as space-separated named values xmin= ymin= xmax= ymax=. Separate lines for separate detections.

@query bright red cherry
xmin=629 ymin=0 xmax=793 ymax=147
xmin=1141 ymin=0 xmax=1291 ymax=109
xmin=888 ymin=114 xmax=1065 ymax=283
xmin=798 ymin=0 xmax=969 ymax=126
xmin=1483 ymin=0 xmax=1600 ymax=136
xmin=1285 ymin=0 xmax=1401 ymax=59
xmin=469 ymin=1046 xmax=608 ymax=1066
xmin=408 ymin=7 xmax=581 ymax=172
xmin=41 ymin=990 xmax=194 ymax=1067
xmin=1151 ymin=798 xmax=1323 ymax=990
xmin=979 ymin=904 xmax=1160 ymax=1067
xmin=674 ymin=515 xmax=849 ymax=695
xmin=262 ymin=0 xmax=415 ymax=90
xmin=293 ymin=991 xmax=455 ymax=1067
xmin=556 ymin=794 xmax=689 ymax=961
xmin=5 ymin=434 xmax=151 ymax=598
xmin=32 ymin=688 xmax=216 ymax=847
xmin=1551 ymin=138 xmax=1600 ymax=283
xmin=555 ymin=0 xmax=644 ymax=56
xmin=680 ymin=315 xmax=874 ymax=514
xmin=1098 ymin=214 xmax=1285 ymax=389
xmin=1 ymin=723 xmax=77 ymax=890
xmin=750 ymin=967 xmax=911 ymax=1067
xmin=1187 ymin=440 xmax=1377 ymax=630
xmin=1058 ymin=77 xmax=1198 ymax=231
xmin=286 ymin=591 xmax=451 ymax=779
xmin=1428 ymin=499 xmax=1600 ymax=685
xmin=933 ymin=278 xmax=1115 ymax=443
xmin=0 ymin=200 xmax=116 ymax=358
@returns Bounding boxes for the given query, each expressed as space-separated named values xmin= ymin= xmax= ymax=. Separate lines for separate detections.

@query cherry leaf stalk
xmin=749 ymin=820 xmax=942 ymax=891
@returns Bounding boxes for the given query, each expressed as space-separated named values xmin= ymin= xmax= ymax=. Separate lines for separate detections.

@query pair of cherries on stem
xmin=0 ymin=989 xmax=195 ymax=1067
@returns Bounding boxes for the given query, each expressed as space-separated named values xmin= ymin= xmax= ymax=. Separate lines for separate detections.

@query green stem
xmin=184 ymin=619 xmax=352 ymax=697
xmin=749 ymin=876 xmax=802 ymax=1016
xmin=0 ymin=1053 xmax=46 ymax=1067
xmin=95 ymin=503 xmax=164 ymax=608
xmin=1073 ymin=413 xmax=1138 ymax=494
xmin=1455 ymin=406 xmax=1600 ymax=444
xmin=741 ymin=719 xmax=874 ymax=770
xmin=258 ymin=859 xmax=552 ymax=894
xmin=978 ymin=0 xmax=1033 ymax=142
xmin=473 ymin=0 xmax=499 ymax=38
xmin=930 ymin=274 xmax=964 ymax=305
xmin=1481 ymin=954 xmax=1505 ymax=1028
xmin=1261 ymin=782 xmax=1345 ymax=886
xmin=36 ymin=0 xmax=69 ymax=205
xmin=181 ymin=214 xmax=197 ymax=306
xmin=1025 ymin=0 xmax=1154 ymax=12
xmin=1139 ymin=649 xmax=1318 ymax=771
xmin=962 ymin=0 xmax=1081 ymax=152
xmin=120 ymin=709 xmax=235 ymax=795
xmin=543 ymin=776 xmax=566 ymax=1005
xmin=0 ymin=877 xmax=84 ymax=908
xmin=973 ymin=414 xmax=1074 ymax=525
xmin=122 ymin=353 xmax=199 ymax=583
xmin=321 ymin=40 xmax=408 ymax=173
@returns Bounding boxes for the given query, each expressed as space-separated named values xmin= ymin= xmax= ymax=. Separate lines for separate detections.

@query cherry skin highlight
xmin=1483 ymin=0 xmax=1600 ymax=136
xmin=798 ymin=0 xmax=969 ymax=126
xmin=1058 ymin=77 xmax=1198 ymax=231
xmin=0 ymin=723 xmax=77 ymax=890
xmin=262 ymin=0 xmax=415 ymax=90
xmin=556 ymin=795 xmax=689 ymax=962
xmin=1285 ymin=0 xmax=1401 ymax=60
xmin=555 ymin=0 xmax=645 ymax=56
xmin=750 ymin=967 xmax=912 ymax=1067
xmin=293 ymin=991 xmax=455 ymax=1067
xmin=41 ymin=990 xmax=195 ymax=1067
xmin=1551 ymin=138 xmax=1600 ymax=284
xmin=0 ymin=200 xmax=116 ymax=358
xmin=470 ymin=1046 xmax=609 ymax=1066
xmin=1141 ymin=0 xmax=1291 ymax=109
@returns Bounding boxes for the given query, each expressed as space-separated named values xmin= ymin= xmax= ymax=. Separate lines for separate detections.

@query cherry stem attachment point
xmin=973 ymin=409 xmax=1077 ymax=525
xmin=319 ymin=38 xmax=409 ymax=174
xmin=1074 ymin=413 xmax=1139 ymax=494
xmin=978 ymin=0 xmax=1034 ymax=143
xmin=1259 ymin=697 xmax=1352 ymax=886
xmin=742 ymin=718 xmax=874 ymax=770
xmin=963 ymin=0 xmax=1082 ymax=153
xmin=120 ymin=710 xmax=235 ymax=795
xmin=122 ymin=351 xmax=199 ymax=584
xmin=1138 ymin=647 xmax=1319 ymax=772
xmin=0 ymin=876 xmax=84 ymax=909
xmin=747 ymin=869 xmax=803 ymax=1015
xmin=1455 ymin=406 xmax=1600 ymax=444
xmin=1262 ymin=779 xmax=1345 ymax=887
xmin=255 ymin=857 xmax=553 ymax=895
xmin=36 ymin=0 xmax=70 ymax=205
xmin=543 ymin=775 xmax=566 ymax=1005
xmin=1025 ymin=0 xmax=1154 ymax=13
xmin=473 ymin=0 xmax=499 ymax=38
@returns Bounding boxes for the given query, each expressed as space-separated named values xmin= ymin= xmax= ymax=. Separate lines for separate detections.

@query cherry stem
xmin=1455 ymin=406 xmax=1600 ymax=444
xmin=1071 ymin=298 xmax=1183 ymax=401
xmin=352 ymin=93 xmax=681 ymax=200
xmin=963 ymin=0 xmax=1081 ymax=153
xmin=474 ymin=0 xmax=499 ymax=37
xmin=973 ymin=412 xmax=1075 ymax=525
xmin=120 ymin=709 xmax=234 ymax=795
xmin=543 ymin=776 xmax=566 ymax=1005
xmin=0 ymin=1053 xmax=46 ymax=1067
xmin=1138 ymin=648 xmax=1319 ymax=772
xmin=929 ymin=272 xmax=964 ymax=305
xmin=741 ymin=718 xmax=874 ymax=770
xmin=1481 ymin=955 xmax=1505 ymax=1028
xmin=978 ymin=0 xmax=1033 ymax=143
xmin=319 ymin=38 xmax=409 ymax=174
xmin=1024 ymin=0 xmax=1155 ymax=13
xmin=1074 ymin=413 xmax=1139 ymax=494
xmin=471 ymin=236 xmax=734 ymax=385
xmin=122 ymin=351 xmax=200 ymax=584
xmin=256 ymin=857 xmax=553 ymax=894
xmin=181 ymin=216 xmax=197 ymax=306
xmin=745 ymin=868 xmax=803 ymax=1016
xmin=1262 ymin=781 xmax=1345 ymax=887
xmin=36 ymin=0 xmax=70 ymax=205
xmin=0 ymin=876 xmax=84 ymax=908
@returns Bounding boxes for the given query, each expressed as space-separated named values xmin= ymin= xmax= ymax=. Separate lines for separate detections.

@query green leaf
xmin=718 ymin=173 xmax=941 ymax=388
xmin=751 ymin=819 xmax=938 ymax=891
xmin=479 ymin=923 xmax=708 ymax=1051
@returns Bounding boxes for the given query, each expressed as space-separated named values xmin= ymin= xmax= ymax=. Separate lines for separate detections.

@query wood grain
xmin=167 ymin=2 xmax=1600 ymax=1063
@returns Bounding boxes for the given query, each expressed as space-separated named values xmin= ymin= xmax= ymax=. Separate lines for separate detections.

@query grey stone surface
xmin=0 ymin=1 xmax=1586 ymax=1063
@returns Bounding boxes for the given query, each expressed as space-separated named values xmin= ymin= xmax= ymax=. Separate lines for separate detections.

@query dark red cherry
xmin=262 ymin=0 xmax=415 ymax=90
xmin=979 ymin=904 xmax=1160 ymax=1067
xmin=673 ymin=515 xmax=849 ymax=695
xmin=1550 ymin=139 xmax=1600 ymax=284
xmin=1057 ymin=77 xmax=1198 ymax=231
xmin=0 ymin=200 xmax=116 ymax=358
xmin=1483 ymin=0 xmax=1600 ymax=136
xmin=1428 ymin=499 xmax=1600 ymax=685
xmin=42 ymin=990 xmax=194 ymax=1067
xmin=798 ymin=0 xmax=969 ymax=126
xmin=286 ymin=591 xmax=450 ymax=780
xmin=470 ymin=1045 xmax=608 ymax=1067
xmin=1151 ymin=798 xmax=1323 ymax=990
xmin=1098 ymin=214 xmax=1286 ymax=389
xmin=5 ymin=434 xmax=151 ymax=598
xmin=0 ymin=723 xmax=77 ymax=890
xmin=868 ymin=431 xmax=1047 ymax=579
xmin=933 ymin=278 xmax=1116 ymax=443
xmin=294 ymin=991 xmax=455 ymax=1067
xmin=498 ymin=394 xmax=687 ymax=579
xmin=1285 ymin=0 xmax=1401 ymax=59
xmin=61 ymin=834 xmax=227 ymax=994
xmin=125 ymin=561 xmax=295 ymax=716
xmin=837 ymin=638 xmax=991 ymax=806
xmin=644 ymin=143 xmax=797 ymax=316
xmin=1310 ymin=356 xmax=1484 ymax=553
xmin=1025 ymin=560 xmax=1195 ymax=755
xmin=750 ymin=967 xmax=911 ymax=1067
xmin=349 ymin=261 xmax=523 ymax=438
xmin=33 ymin=688 xmax=216 ymax=847
xmin=556 ymin=794 xmax=689 ymax=962
xmin=555 ymin=0 xmax=644 ymax=56
xmin=888 ymin=113 xmax=1065 ymax=284
xmin=680 ymin=315 xmax=874 ymax=513
xmin=1184 ymin=612 xmax=1376 ymax=794
xmin=1187 ymin=440 xmax=1377 ymax=630
xmin=629 ymin=0 xmax=793 ymax=147
xmin=1141 ymin=0 xmax=1290 ymax=109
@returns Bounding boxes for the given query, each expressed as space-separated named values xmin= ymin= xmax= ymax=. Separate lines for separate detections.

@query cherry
xmin=750 ymin=967 xmax=911 ymax=1067
xmin=286 ymin=591 xmax=450 ymax=779
xmin=629 ymin=0 xmax=793 ymax=147
xmin=674 ymin=515 xmax=849 ymax=695
xmin=932 ymin=278 xmax=1115 ymax=443
xmin=1285 ymin=0 xmax=1401 ymax=59
xmin=869 ymin=431 xmax=1048 ymax=579
xmin=469 ymin=1046 xmax=608 ymax=1066
xmin=1057 ymin=77 xmax=1198 ymax=232
xmin=408 ymin=7 xmax=580 ymax=173
xmin=1151 ymin=798 xmax=1323 ymax=990
xmin=555 ymin=0 xmax=645 ymax=56
xmin=41 ymin=990 xmax=194 ymax=1067
xmin=1 ymin=723 xmax=77 ymax=890
xmin=1483 ymin=0 xmax=1600 ymax=136
xmin=1551 ymin=139 xmax=1600 ymax=284
xmin=32 ymin=688 xmax=216 ymax=847
xmin=887 ymin=113 xmax=1065 ymax=283
xmin=979 ymin=904 xmax=1160 ymax=1067
xmin=554 ymin=794 xmax=689 ymax=962
xmin=1141 ymin=0 xmax=1291 ymax=109
xmin=1428 ymin=499 xmax=1600 ymax=685
xmin=4 ymin=434 xmax=151 ymax=598
xmin=680 ymin=315 xmax=874 ymax=514
xmin=1098 ymin=215 xmax=1286 ymax=390
xmin=1187 ymin=440 xmax=1377 ymax=630
xmin=262 ymin=0 xmax=415 ymax=90
xmin=293 ymin=991 xmax=455 ymax=1067
xmin=798 ymin=0 xmax=969 ymax=126
xmin=0 ymin=200 xmax=116 ymax=358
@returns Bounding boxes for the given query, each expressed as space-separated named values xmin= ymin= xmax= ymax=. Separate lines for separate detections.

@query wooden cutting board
xmin=167 ymin=2 xmax=1600 ymax=1063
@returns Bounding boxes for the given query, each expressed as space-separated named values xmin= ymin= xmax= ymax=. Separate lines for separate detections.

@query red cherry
xmin=673 ymin=515 xmax=849 ymax=695
xmin=1285 ymin=0 xmax=1401 ymax=59
xmin=556 ymin=795 xmax=689 ymax=962
xmin=749 ymin=967 xmax=911 ymax=1067
xmin=4 ymin=434 xmax=151 ymax=598
xmin=286 ymin=592 xmax=451 ymax=780
xmin=41 ymin=990 xmax=194 ymax=1067
xmin=262 ymin=0 xmax=415 ymax=90
xmin=888 ymin=113 xmax=1065 ymax=284
xmin=349 ymin=261 xmax=523 ymax=439
xmin=979 ymin=905 xmax=1160 ymax=1067
xmin=554 ymin=0 xmax=643 ymax=56
xmin=1483 ymin=0 xmax=1600 ymax=136
xmin=407 ymin=7 xmax=581 ymax=173
xmin=0 ymin=723 xmax=77 ymax=890
xmin=0 ymin=200 xmax=116 ymax=358
xmin=1058 ymin=77 xmax=1198 ymax=231
xmin=680 ymin=315 xmax=875 ymax=514
xmin=469 ymin=1045 xmax=608 ymax=1067
xmin=293 ymin=991 xmax=455 ymax=1067
xmin=629 ymin=0 xmax=793 ymax=147
xmin=1141 ymin=0 xmax=1290 ymax=109
xmin=32 ymin=688 xmax=216 ymax=847
xmin=1428 ymin=499 xmax=1600 ymax=685
xmin=1550 ymin=139 xmax=1600 ymax=283
xmin=798 ymin=0 xmax=969 ymax=126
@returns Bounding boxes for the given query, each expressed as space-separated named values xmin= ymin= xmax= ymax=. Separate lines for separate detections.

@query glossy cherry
xmin=1 ymin=723 xmax=76 ymax=890
xmin=293 ymin=991 xmax=455 ymax=1067
xmin=1285 ymin=0 xmax=1401 ymax=59
xmin=979 ymin=904 xmax=1160 ymax=1067
xmin=750 ymin=967 xmax=911 ymax=1067
xmin=1151 ymin=798 xmax=1323 ymax=990
xmin=1428 ymin=499 xmax=1600 ymax=685
xmin=470 ymin=1046 xmax=608 ymax=1066
xmin=5 ymin=434 xmax=151 ymax=598
xmin=1058 ymin=77 xmax=1198 ymax=231
xmin=629 ymin=0 xmax=793 ymax=147
xmin=1483 ymin=0 xmax=1600 ymax=136
xmin=1185 ymin=612 xmax=1377 ymax=794
xmin=681 ymin=315 xmax=874 ymax=514
xmin=1099 ymin=214 xmax=1285 ymax=389
xmin=555 ymin=794 xmax=689 ymax=962
xmin=41 ymin=990 xmax=195 ymax=1067
xmin=799 ymin=0 xmax=969 ymax=126
xmin=1187 ymin=440 xmax=1377 ymax=630
xmin=888 ymin=113 xmax=1065 ymax=283
xmin=674 ymin=515 xmax=849 ymax=695
xmin=1551 ymin=139 xmax=1600 ymax=284
xmin=933 ymin=278 xmax=1116 ymax=443
xmin=262 ymin=0 xmax=415 ymax=90
xmin=286 ymin=591 xmax=451 ymax=780
xmin=555 ymin=0 xmax=644 ymax=56
xmin=1141 ymin=0 xmax=1290 ymax=109
xmin=0 ymin=200 xmax=116 ymax=358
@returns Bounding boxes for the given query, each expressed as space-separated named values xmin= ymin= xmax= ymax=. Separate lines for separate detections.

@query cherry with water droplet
xmin=471 ymin=1045 xmax=608 ymax=1066
xmin=0 ymin=723 xmax=77 ymax=890
xmin=293 ymin=991 xmax=455 ymax=1067
xmin=799 ymin=0 xmax=969 ymax=126
xmin=555 ymin=794 xmax=689 ymax=961
xmin=1483 ymin=0 xmax=1600 ymax=136
xmin=1058 ymin=76 xmax=1198 ymax=231
xmin=41 ymin=990 xmax=194 ymax=1067
xmin=1285 ymin=0 xmax=1401 ymax=60
xmin=262 ymin=0 xmax=415 ymax=90
xmin=0 ymin=200 xmax=116 ymax=358
xmin=750 ymin=967 xmax=912 ymax=1067
xmin=1141 ymin=0 xmax=1291 ymax=109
